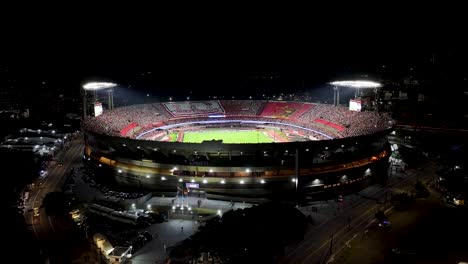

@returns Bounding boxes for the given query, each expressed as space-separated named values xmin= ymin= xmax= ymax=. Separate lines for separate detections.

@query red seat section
xmin=314 ymin=119 xmax=345 ymax=132
xmin=120 ymin=122 xmax=139 ymax=136
xmin=260 ymin=102 xmax=313 ymax=120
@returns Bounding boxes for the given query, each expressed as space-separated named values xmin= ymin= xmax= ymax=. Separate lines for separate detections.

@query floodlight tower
xmin=329 ymin=80 xmax=382 ymax=110
xmin=82 ymin=82 xmax=117 ymax=117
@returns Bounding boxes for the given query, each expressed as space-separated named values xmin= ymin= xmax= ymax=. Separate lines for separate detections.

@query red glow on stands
xmin=120 ymin=122 xmax=138 ymax=136
xmin=260 ymin=102 xmax=314 ymax=119
xmin=314 ymin=119 xmax=345 ymax=132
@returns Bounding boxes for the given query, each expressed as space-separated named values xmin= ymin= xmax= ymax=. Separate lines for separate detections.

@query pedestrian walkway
xmin=146 ymin=195 xmax=253 ymax=213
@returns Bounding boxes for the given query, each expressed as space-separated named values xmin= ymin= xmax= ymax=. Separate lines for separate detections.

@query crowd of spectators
xmin=297 ymin=104 xmax=393 ymax=137
xmin=82 ymin=103 xmax=172 ymax=136
xmin=83 ymin=101 xmax=393 ymax=139
xmin=220 ymin=100 xmax=266 ymax=116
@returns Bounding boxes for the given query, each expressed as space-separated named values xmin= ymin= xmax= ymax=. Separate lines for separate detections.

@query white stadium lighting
xmin=82 ymin=82 xmax=117 ymax=90
xmin=329 ymin=80 xmax=381 ymax=88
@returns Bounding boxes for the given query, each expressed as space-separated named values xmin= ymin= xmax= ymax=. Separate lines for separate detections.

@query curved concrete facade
xmin=83 ymin=127 xmax=392 ymax=198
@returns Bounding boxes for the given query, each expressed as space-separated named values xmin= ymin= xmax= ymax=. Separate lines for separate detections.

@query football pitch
xmin=182 ymin=130 xmax=274 ymax=144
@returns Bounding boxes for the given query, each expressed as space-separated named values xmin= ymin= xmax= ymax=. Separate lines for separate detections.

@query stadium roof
xmin=329 ymin=80 xmax=381 ymax=88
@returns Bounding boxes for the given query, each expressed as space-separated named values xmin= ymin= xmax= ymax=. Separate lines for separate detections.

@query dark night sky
xmin=2 ymin=9 xmax=467 ymax=98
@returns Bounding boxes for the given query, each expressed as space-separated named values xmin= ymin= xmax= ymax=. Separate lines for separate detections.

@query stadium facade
xmin=82 ymin=100 xmax=394 ymax=199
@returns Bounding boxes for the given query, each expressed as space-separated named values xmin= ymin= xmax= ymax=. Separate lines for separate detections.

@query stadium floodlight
xmin=82 ymin=82 xmax=117 ymax=91
xmin=329 ymin=80 xmax=381 ymax=88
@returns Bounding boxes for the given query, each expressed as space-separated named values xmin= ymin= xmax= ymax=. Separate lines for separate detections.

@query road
xmin=23 ymin=137 xmax=84 ymax=262
xmin=283 ymin=161 xmax=440 ymax=264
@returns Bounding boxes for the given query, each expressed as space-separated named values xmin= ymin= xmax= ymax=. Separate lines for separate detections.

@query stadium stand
xmin=162 ymin=101 xmax=225 ymax=117
xmin=260 ymin=102 xmax=313 ymax=120
xmin=120 ymin=122 xmax=139 ymax=136
xmin=82 ymin=101 xmax=393 ymax=140
xmin=220 ymin=100 xmax=266 ymax=116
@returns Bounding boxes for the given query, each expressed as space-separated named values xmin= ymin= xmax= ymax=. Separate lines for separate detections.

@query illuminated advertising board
xmin=94 ymin=102 xmax=103 ymax=117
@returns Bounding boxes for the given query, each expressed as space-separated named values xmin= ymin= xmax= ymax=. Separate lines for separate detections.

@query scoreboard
xmin=94 ymin=102 xmax=103 ymax=117
xmin=349 ymin=99 xmax=362 ymax=112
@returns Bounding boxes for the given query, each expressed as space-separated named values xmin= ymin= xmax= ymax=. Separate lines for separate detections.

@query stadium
xmin=82 ymin=100 xmax=394 ymax=199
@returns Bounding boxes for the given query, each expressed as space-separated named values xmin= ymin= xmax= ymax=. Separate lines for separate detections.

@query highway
xmin=284 ymin=161 xmax=440 ymax=264
xmin=23 ymin=137 xmax=84 ymax=261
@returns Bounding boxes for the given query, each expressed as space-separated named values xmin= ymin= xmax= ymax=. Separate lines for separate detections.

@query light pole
xmin=329 ymin=80 xmax=382 ymax=110
xmin=82 ymin=81 xmax=118 ymax=117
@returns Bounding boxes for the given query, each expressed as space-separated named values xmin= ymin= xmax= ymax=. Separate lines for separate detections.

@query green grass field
xmin=168 ymin=132 xmax=178 ymax=142
xmin=182 ymin=130 xmax=274 ymax=144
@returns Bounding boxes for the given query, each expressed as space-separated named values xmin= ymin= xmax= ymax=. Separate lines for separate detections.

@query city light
xmin=178 ymin=179 xmax=183 ymax=182
xmin=118 ymin=169 xmax=122 ymax=173
xmin=329 ymin=80 xmax=382 ymax=88
xmin=82 ymin=82 xmax=117 ymax=90
xmin=220 ymin=180 xmax=226 ymax=184
xmin=191 ymin=179 xmax=195 ymax=183
xmin=260 ymin=179 xmax=266 ymax=184
xmin=209 ymin=169 xmax=213 ymax=173
xmin=203 ymin=179 xmax=208 ymax=184
xmin=240 ymin=180 xmax=245 ymax=184
xmin=146 ymin=175 xmax=150 ymax=178
xmin=161 ymin=176 xmax=166 ymax=181
xmin=291 ymin=178 xmax=297 ymax=182
xmin=245 ymin=168 xmax=251 ymax=173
